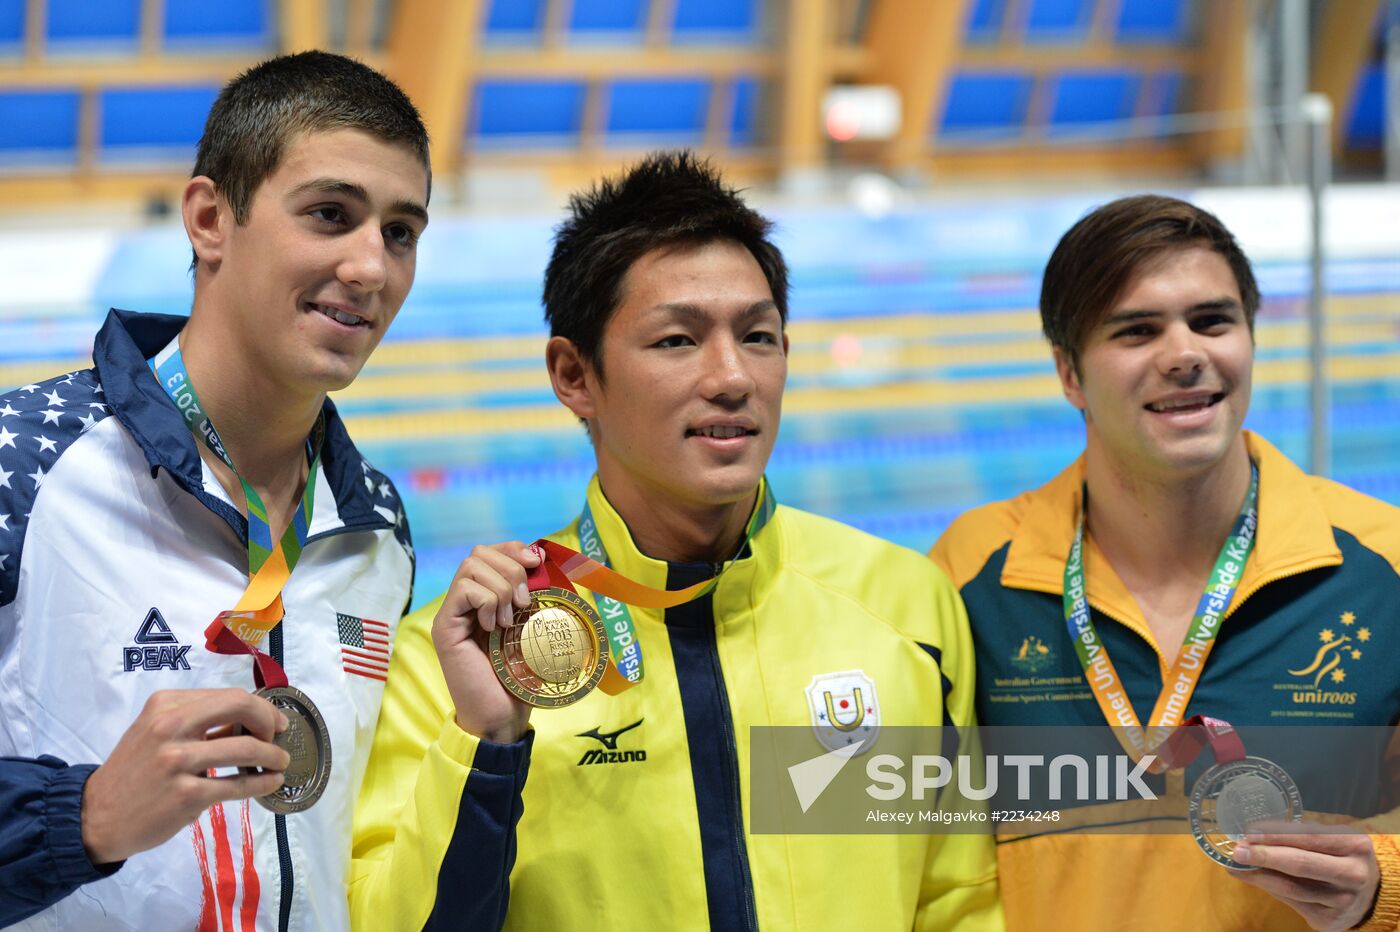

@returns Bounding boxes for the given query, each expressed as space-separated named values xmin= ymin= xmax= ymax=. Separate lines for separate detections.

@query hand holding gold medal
xmin=490 ymin=586 xmax=608 ymax=709
xmin=432 ymin=542 xmax=607 ymax=724
xmin=488 ymin=536 xmax=723 ymax=708
xmin=430 ymin=542 xmax=543 ymax=743
xmin=446 ymin=484 xmax=776 ymax=717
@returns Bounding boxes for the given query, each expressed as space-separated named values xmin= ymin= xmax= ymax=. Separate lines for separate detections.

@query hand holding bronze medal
xmin=211 ymin=615 xmax=333 ymax=814
xmin=1158 ymin=715 xmax=1303 ymax=870
xmin=250 ymin=683 xmax=331 ymax=814
xmin=151 ymin=340 xmax=331 ymax=813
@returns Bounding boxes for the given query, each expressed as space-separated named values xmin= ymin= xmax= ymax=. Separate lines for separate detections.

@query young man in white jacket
xmin=0 ymin=50 xmax=429 ymax=930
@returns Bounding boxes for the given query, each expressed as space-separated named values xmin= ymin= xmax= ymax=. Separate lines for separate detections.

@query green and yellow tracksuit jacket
xmin=931 ymin=431 xmax=1400 ymax=931
xmin=352 ymin=478 xmax=1002 ymax=930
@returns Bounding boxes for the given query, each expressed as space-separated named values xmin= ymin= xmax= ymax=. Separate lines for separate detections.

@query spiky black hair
xmin=543 ymin=150 xmax=788 ymax=376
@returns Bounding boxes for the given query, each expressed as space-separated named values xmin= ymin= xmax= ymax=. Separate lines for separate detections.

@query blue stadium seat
xmin=164 ymin=0 xmax=269 ymax=47
xmin=99 ymin=86 xmax=219 ymax=164
xmin=569 ymin=0 xmax=645 ymax=38
xmin=940 ymin=73 xmax=1034 ymax=140
xmin=965 ymin=0 xmax=1008 ymax=43
xmin=1025 ymin=0 xmax=1092 ymax=43
xmin=1347 ymin=65 xmax=1384 ymax=149
xmin=0 ymin=90 xmax=79 ymax=166
xmin=1047 ymin=71 xmax=1141 ymax=136
xmin=472 ymin=79 xmax=587 ymax=147
xmin=1115 ymin=0 xmax=1190 ymax=42
xmin=47 ymin=0 xmax=139 ymax=46
xmin=0 ymin=0 xmax=22 ymax=51
xmin=605 ymin=78 xmax=709 ymax=143
xmin=484 ymin=0 xmax=546 ymax=43
xmin=731 ymin=76 xmax=760 ymax=146
xmin=672 ymin=0 xmax=759 ymax=43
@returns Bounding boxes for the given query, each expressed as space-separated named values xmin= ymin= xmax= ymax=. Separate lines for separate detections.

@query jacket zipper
xmin=705 ymin=560 xmax=758 ymax=931
xmin=270 ymin=622 xmax=294 ymax=932
xmin=706 ymin=616 xmax=759 ymax=932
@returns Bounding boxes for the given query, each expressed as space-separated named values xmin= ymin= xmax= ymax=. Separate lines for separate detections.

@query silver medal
xmin=1189 ymin=755 xmax=1302 ymax=869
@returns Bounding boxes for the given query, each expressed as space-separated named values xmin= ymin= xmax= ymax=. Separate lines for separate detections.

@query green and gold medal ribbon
xmin=150 ymin=339 xmax=323 ymax=685
xmin=1062 ymin=462 xmax=1259 ymax=762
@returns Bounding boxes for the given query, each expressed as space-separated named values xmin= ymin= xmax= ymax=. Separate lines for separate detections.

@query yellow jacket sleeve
xmin=349 ymin=599 xmax=532 ymax=931
xmin=917 ymin=573 xmax=1006 ymax=931
xmin=1356 ymin=834 xmax=1400 ymax=931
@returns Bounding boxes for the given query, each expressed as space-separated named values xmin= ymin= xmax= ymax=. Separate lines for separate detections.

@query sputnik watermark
xmin=788 ymin=739 xmax=866 ymax=813
xmin=775 ymin=740 xmax=1160 ymax=830
xmin=753 ymin=725 xmax=1400 ymax=835
xmin=864 ymin=753 xmax=1158 ymax=802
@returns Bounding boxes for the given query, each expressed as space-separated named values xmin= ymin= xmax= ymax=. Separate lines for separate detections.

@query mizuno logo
xmin=577 ymin=719 xmax=643 ymax=750
xmin=576 ymin=719 xmax=646 ymax=765
xmin=123 ymin=608 xmax=191 ymax=672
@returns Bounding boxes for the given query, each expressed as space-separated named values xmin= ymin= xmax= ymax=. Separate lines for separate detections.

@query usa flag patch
xmin=337 ymin=613 xmax=390 ymax=681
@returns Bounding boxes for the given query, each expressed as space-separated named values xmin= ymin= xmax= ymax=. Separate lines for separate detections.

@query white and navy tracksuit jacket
xmin=0 ymin=309 xmax=414 ymax=931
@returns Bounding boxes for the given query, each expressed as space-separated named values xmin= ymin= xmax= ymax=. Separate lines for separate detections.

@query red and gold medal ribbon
xmin=528 ymin=479 xmax=777 ymax=695
xmin=534 ymin=539 xmax=723 ymax=609
xmin=524 ymin=539 xmax=724 ymax=696
xmin=1154 ymin=714 xmax=1247 ymax=770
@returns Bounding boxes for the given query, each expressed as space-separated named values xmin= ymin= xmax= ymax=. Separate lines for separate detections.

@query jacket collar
xmin=93 ymin=308 xmax=394 ymax=537
xmin=1000 ymin=430 xmax=1341 ymax=628
xmin=574 ymin=474 xmax=773 ymax=616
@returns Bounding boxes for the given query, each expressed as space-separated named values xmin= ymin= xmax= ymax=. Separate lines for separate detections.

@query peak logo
xmin=576 ymin=719 xmax=646 ymax=765
xmin=122 ymin=608 xmax=191 ymax=672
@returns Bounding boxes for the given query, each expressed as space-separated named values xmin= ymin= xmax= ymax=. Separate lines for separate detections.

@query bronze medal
xmin=489 ymin=587 xmax=608 ymax=709
xmin=248 ymin=685 xmax=332 ymax=814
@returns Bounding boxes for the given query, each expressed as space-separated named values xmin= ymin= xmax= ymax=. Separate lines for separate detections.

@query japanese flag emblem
xmin=805 ymin=670 xmax=880 ymax=754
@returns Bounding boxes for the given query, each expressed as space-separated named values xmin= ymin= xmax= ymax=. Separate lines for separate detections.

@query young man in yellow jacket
xmin=932 ymin=194 xmax=1400 ymax=931
xmin=350 ymin=151 xmax=1002 ymax=930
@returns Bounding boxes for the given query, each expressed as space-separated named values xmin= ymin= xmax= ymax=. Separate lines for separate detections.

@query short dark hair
xmin=543 ymin=150 xmax=789 ymax=376
xmin=1040 ymin=194 xmax=1260 ymax=367
xmin=193 ymin=50 xmax=430 ymax=225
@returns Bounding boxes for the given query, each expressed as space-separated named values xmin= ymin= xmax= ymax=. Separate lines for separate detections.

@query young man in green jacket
xmin=932 ymin=194 xmax=1400 ymax=932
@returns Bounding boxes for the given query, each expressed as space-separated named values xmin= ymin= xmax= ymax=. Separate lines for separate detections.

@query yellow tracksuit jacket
xmin=352 ymin=478 xmax=1003 ymax=930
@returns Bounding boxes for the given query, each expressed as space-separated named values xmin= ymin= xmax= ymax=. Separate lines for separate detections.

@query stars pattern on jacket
xmin=0 ymin=369 xmax=113 ymax=605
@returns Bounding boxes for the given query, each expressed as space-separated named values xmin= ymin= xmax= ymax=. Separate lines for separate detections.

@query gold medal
xmin=489 ymin=587 xmax=608 ymax=708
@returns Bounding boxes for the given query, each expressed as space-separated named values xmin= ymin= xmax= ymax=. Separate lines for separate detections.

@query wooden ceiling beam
xmin=1190 ymin=0 xmax=1248 ymax=166
xmin=776 ymin=0 xmax=832 ymax=177
xmin=387 ymin=0 xmax=483 ymax=180
xmin=864 ymin=0 xmax=972 ymax=168
xmin=280 ymin=0 xmax=329 ymax=54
